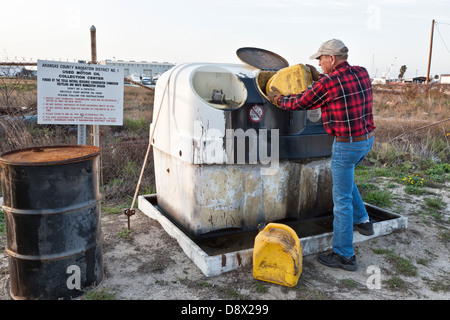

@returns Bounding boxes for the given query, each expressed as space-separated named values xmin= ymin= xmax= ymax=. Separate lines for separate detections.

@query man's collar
xmin=334 ymin=61 xmax=350 ymax=70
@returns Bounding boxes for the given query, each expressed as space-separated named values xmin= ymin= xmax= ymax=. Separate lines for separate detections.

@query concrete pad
xmin=138 ymin=194 xmax=407 ymax=277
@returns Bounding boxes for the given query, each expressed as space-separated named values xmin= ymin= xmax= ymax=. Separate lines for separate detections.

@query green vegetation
xmin=253 ymin=282 xmax=269 ymax=293
xmin=363 ymin=189 xmax=393 ymax=207
xmin=0 ymin=209 xmax=6 ymax=238
xmin=117 ymin=228 xmax=132 ymax=238
xmin=123 ymin=118 xmax=148 ymax=132
xmin=82 ymin=287 xmax=116 ymax=300
xmin=356 ymin=145 xmax=450 ymax=225
xmin=371 ymin=249 xmax=417 ymax=277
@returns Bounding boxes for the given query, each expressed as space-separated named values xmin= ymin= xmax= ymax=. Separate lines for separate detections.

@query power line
xmin=435 ymin=23 xmax=450 ymax=55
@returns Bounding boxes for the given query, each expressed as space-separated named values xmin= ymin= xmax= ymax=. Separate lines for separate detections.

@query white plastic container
xmin=150 ymin=50 xmax=333 ymax=237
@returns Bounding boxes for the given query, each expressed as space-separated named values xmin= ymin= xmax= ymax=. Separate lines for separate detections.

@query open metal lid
xmin=236 ymin=47 xmax=289 ymax=70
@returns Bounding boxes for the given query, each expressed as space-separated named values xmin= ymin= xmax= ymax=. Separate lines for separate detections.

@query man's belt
xmin=335 ymin=131 xmax=375 ymax=143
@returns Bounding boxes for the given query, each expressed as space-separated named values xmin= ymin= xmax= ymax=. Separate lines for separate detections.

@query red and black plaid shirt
xmin=277 ymin=61 xmax=375 ymax=137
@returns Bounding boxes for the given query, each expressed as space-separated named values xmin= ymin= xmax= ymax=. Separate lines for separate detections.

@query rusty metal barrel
xmin=0 ymin=145 xmax=103 ymax=300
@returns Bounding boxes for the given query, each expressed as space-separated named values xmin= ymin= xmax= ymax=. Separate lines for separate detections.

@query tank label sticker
xmin=249 ymin=105 xmax=264 ymax=123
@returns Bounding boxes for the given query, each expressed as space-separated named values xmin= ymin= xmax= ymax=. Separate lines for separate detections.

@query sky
xmin=2 ymin=0 xmax=450 ymax=79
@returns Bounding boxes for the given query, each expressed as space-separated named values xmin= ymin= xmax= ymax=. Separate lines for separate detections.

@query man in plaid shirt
xmin=268 ymin=39 xmax=376 ymax=271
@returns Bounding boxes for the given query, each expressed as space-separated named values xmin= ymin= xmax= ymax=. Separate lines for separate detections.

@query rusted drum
xmin=0 ymin=145 xmax=103 ymax=300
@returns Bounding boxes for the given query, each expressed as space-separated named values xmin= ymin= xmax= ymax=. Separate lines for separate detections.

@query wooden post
xmin=90 ymin=25 xmax=100 ymax=147
xmin=90 ymin=25 xmax=102 ymax=190
xmin=426 ymin=19 xmax=435 ymax=83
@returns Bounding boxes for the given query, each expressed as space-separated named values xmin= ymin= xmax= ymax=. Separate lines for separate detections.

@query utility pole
xmin=426 ymin=19 xmax=435 ymax=83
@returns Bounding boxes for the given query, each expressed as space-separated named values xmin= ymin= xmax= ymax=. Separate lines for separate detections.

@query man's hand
xmin=306 ymin=64 xmax=320 ymax=81
xmin=268 ymin=86 xmax=282 ymax=105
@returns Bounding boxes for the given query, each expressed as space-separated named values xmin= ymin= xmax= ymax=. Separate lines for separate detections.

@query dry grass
xmin=373 ymin=83 xmax=450 ymax=121
xmin=122 ymin=85 xmax=154 ymax=121
xmin=371 ymin=83 xmax=450 ymax=163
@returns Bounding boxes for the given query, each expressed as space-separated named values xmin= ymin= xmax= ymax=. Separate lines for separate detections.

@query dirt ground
xmin=1 ymin=180 xmax=449 ymax=303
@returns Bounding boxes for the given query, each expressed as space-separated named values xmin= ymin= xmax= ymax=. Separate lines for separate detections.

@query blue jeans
xmin=330 ymin=135 xmax=374 ymax=258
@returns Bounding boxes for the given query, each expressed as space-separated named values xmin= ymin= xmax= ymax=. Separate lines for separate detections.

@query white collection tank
xmin=150 ymin=48 xmax=333 ymax=237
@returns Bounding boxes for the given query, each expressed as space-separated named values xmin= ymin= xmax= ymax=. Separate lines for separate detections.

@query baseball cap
xmin=309 ymin=39 xmax=349 ymax=60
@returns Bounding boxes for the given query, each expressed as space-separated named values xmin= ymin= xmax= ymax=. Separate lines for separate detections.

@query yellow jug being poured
xmin=253 ymin=223 xmax=302 ymax=287
xmin=266 ymin=64 xmax=313 ymax=107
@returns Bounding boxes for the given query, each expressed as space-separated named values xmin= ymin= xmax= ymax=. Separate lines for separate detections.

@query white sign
xmin=37 ymin=60 xmax=124 ymax=126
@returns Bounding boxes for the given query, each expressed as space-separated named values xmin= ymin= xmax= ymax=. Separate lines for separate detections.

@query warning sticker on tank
xmin=249 ymin=105 xmax=264 ymax=123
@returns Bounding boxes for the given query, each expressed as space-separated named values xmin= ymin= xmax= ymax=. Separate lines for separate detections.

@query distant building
xmin=98 ymin=59 xmax=175 ymax=78
xmin=440 ymin=74 xmax=450 ymax=84
xmin=404 ymin=76 xmax=427 ymax=83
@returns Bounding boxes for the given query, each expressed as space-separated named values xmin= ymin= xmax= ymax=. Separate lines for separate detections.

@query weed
xmin=363 ymin=189 xmax=393 ymax=207
xmin=367 ymin=143 xmax=399 ymax=166
xmin=225 ymin=288 xmax=246 ymax=300
xmin=175 ymin=275 xmax=188 ymax=283
xmin=123 ymin=118 xmax=148 ymax=133
xmin=371 ymin=248 xmax=388 ymax=255
xmin=427 ymin=174 xmax=444 ymax=184
xmin=0 ymin=210 xmax=6 ymax=239
xmin=421 ymin=197 xmax=447 ymax=223
xmin=143 ymin=186 xmax=156 ymax=195
xmin=339 ymin=278 xmax=359 ymax=288
xmin=422 ymin=277 xmax=450 ymax=292
xmin=404 ymin=185 xmax=424 ymax=195
xmin=82 ymin=287 xmax=116 ymax=300
xmin=217 ymin=286 xmax=246 ymax=300
xmin=197 ymin=281 xmax=213 ymax=288
xmin=373 ymin=167 xmax=393 ymax=177
xmin=417 ymin=258 xmax=429 ymax=266
xmin=424 ymin=249 xmax=437 ymax=258
xmin=372 ymin=249 xmax=417 ymax=277
xmin=425 ymin=163 xmax=450 ymax=176
xmin=385 ymin=182 xmax=398 ymax=189
xmin=102 ymin=203 xmax=125 ymax=215
xmin=117 ymin=228 xmax=131 ymax=238
xmin=155 ymin=280 xmax=168 ymax=286
xmin=386 ymin=251 xmax=418 ymax=277
xmin=398 ymin=161 xmax=415 ymax=173
xmin=385 ymin=276 xmax=407 ymax=290
xmin=0 ymin=209 xmax=5 ymax=238
xmin=355 ymin=167 xmax=373 ymax=184
xmin=253 ymin=282 xmax=268 ymax=293
xmin=423 ymin=197 xmax=445 ymax=210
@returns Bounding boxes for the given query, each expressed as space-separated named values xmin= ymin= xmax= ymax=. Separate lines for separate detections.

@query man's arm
xmin=269 ymin=78 xmax=329 ymax=111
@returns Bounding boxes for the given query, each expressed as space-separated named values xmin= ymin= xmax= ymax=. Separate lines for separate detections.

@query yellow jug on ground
xmin=266 ymin=64 xmax=313 ymax=106
xmin=253 ymin=223 xmax=302 ymax=287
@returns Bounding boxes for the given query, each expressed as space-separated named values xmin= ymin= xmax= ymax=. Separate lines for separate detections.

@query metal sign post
xmin=77 ymin=59 xmax=88 ymax=146
xmin=78 ymin=124 xmax=87 ymax=145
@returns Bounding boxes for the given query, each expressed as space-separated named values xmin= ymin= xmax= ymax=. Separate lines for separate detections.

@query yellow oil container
xmin=253 ymin=223 xmax=302 ymax=287
xmin=265 ymin=64 xmax=313 ymax=106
